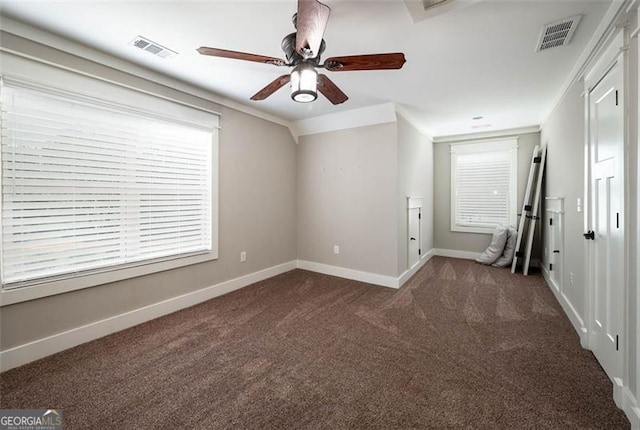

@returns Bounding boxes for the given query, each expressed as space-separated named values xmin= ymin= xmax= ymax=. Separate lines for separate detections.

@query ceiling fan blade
xmin=295 ymin=0 xmax=331 ymax=59
xmin=197 ymin=47 xmax=287 ymax=66
xmin=317 ymin=74 xmax=348 ymax=105
xmin=324 ymin=53 xmax=406 ymax=72
xmin=250 ymin=74 xmax=291 ymax=101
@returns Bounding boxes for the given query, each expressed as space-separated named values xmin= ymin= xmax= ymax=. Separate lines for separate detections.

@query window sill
xmin=451 ymin=225 xmax=495 ymax=234
xmin=0 ymin=250 xmax=218 ymax=307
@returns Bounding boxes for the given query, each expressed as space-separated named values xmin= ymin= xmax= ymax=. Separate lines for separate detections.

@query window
xmin=450 ymin=138 xmax=517 ymax=233
xmin=1 ymin=81 xmax=218 ymax=291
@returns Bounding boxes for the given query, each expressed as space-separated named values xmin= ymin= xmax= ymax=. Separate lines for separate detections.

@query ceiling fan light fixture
xmin=291 ymin=63 xmax=318 ymax=103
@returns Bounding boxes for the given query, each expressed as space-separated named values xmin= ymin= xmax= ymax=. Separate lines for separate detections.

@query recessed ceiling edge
xmin=403 ymin=0 xmax=482 ymax=23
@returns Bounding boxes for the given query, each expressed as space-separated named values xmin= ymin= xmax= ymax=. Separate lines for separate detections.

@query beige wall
xmin=0 ymin=34 xmax=298 ymax=350
xmin=0 ymin=27 xmax=437 ymax=355
xmin=540 ymin=82 xmax=585 ymax=325
xmin=433 ymin=132 xmax=540 ymax=253
xmin=541 ymin=18 xmax=639 ymax=402
xmin=0 ymin=105 xmax=297 ymax=351
xmin=296 ymin=123 xmax=399 ymax=276
xmin=397 ymin=114 xmax=434 ymax=272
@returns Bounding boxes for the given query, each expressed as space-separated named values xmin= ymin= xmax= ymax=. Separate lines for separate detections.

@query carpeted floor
xmin=0 ymin=257 xmax=630 ymax=429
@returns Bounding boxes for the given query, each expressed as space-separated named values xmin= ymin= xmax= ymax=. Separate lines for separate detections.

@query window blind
xmin=454 ymin=150 xmax=511 ymax=227
xmin=450 ymin=139 xmax=517 ymax=232
xmin=1 ymin=84 xmax=213 ymax=286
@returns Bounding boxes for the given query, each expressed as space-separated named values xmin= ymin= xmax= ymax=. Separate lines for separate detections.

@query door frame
xmin=583 ymin=29 xmax=628 ymax=395
xmin=635 ymin=4 xmax=640 ymax=410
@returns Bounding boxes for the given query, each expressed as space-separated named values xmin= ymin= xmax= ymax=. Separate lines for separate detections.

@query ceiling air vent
xmin=129 ymin=36 xmax=177 ymax=59
xmin=404 ymin=0 xmax=480 ymax=23
xmin=422 ymin=0 xmax=451 ymax=10
xmin=536 ymin=15 xmax=582 ymax=52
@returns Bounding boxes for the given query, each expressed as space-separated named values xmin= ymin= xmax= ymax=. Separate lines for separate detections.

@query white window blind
xmin=450 ymin=139 xmax=517 ymax=233
xmin=1 ymin=83 xmax=214 ymax=287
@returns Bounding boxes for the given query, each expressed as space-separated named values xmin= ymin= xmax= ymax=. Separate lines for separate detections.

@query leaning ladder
xmin=523 ymin=144 xmax=547 ymax=276
xmin=511 ymin=145 xmax=541 ymax=274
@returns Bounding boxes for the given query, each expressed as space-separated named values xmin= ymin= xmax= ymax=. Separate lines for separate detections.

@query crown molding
xmin=432 ymin=125 xmax=540 ymax=144
xmin=540 ymin=0 xmax=631 ymax=127
xmin=394 ymin=103 xmax=434 ymax=141
xmin=0 ymin=16 xmax=297 ymax=139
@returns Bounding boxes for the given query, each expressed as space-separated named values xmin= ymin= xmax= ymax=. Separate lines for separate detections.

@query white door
xmin=408 ymin=207 xmax=421 ymax=269
xmin=588 ymin=58 xmax=624 ymax=379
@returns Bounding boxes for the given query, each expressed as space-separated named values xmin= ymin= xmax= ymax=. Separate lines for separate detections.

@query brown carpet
xmin=0 ymin=257 xmax=630 ymax=429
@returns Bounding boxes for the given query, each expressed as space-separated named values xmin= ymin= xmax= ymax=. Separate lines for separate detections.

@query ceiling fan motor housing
xmin=281 ymin=32 xmax=325 ymax=65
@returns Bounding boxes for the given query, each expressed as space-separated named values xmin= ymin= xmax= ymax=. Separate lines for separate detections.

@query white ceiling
xmin=0 ymin=0 xmax=614 ymax=137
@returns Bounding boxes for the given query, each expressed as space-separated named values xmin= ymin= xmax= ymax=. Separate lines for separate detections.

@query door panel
xmin=408 ymin=208 xmax=420 ymax=269
xmin=588 ymin=59 xmax=623 ymax=380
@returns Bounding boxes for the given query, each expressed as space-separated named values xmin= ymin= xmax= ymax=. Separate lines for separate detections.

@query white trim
xmin=0 ymin=260 xmax=297 ymax=372
xmin=619 ymin=385 xmax=640 ymax=429
xmin=0 ymin=72 xmax=221 ymax=306
xmin=450 ymin=138 xmax=518 ymax=233
xmin=540 ymin=0 xmax=628 ymax=126
xmin=636 ymin=2 xmax=640 ymax=420
xmin=544 ymin=196 xmax=565 ymax=213
xmin=0 ymin=252 xmax=219 ymax=307
xmin=398 ymin=249 xmax=435 ymax=287
xmin=407 ymin=196 xmax=423 ymax=209
xmin=296 ymin=260 xmax=400 ymax=289
xmin=450 ymin=226 xmax=496 ymax=234
xmin=296 ymin=250 xmax=436 ymax=291
xmin=541 ymin=265 xmax=589 ymax=348
xmin=610 ymin=376 xmax=640 ymax=430
xmin=0 ymin=18 xmax=296 ymax=139
xmin=449 ymin=137 xmax=519 ymax=153
xmin=394 ymin=104 xmax=434 ymax=141
xmin=433 ymin=248 xmax=480 ymax=260
xmin=293 ymin=103 xmax=397 ymax=136
xmin=433 ymin=126 xmax=540 ymax=144
xmin=584 ymin=32 xmax=625 ymax=91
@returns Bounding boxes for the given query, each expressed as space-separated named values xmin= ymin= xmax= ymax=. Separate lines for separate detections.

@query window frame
xmin=0 ymin=67 xmax=219 ymax=307
xmin=450 ymin=138 xmax=518 ymax=234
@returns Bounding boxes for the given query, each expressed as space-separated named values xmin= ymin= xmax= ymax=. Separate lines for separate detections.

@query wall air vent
xmin=536 ymin=15 xmax=582 ymax=52
xmin=129 ymin=36 xmax=177 ymax=59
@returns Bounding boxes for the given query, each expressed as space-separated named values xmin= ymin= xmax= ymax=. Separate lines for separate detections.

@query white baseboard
xmin=296 ymin=249 xmax=436 ymax=290
xmin=433 ymin=248 xmax=479 ymax=260
xmin=0 ymin=260 xmax=297 ymax=372
xmin=620 ymin=385 xmax=640 ymax=430
xmin=296 ymin=260 xmax=399 ymax=289
xmin=613 ymin=379 xmax=640 ymax=429
xmin=398 ymin=249 xmax=435 ymax=287
xmin=540 ymin=265 xmax=588 ymax=347
xmin=540 ymin=269 xmax=639 ymax=428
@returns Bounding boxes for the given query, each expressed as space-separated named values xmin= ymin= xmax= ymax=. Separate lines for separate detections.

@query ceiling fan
xmin=197 ymin=0 xmax=406 ymax=105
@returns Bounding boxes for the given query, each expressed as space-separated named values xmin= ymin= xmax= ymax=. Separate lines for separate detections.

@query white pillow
xmin=476 ymin=225 xmax=509 ymax=265
xmin=492 ymin=227 xmax=517 ymax=267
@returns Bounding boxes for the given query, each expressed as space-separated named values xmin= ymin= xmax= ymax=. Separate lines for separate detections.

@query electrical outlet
xmin=569 ymin=272 xmax=574 ymax=286
xmin=333 ymin=245 xmax=340 ymax=255
xmin=240 ymin=251 xmax=247 ymax=262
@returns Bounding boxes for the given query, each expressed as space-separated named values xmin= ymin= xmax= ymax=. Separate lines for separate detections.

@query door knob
xmin=583 ymin=230 xmax=595 ymax=240
xmin=410 ymin=237 xmax=416 ymax=241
